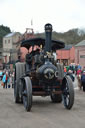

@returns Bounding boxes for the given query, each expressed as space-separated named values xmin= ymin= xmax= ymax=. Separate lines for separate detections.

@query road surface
xmin=0 ymin=78 xmax=85 ymax=128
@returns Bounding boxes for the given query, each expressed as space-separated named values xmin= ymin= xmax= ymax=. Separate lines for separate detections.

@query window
xmin=8 ymin=40 xmax=10 ymax=43
xmin=57 ymin=59 xmax=60 ymax=63
xmin=5 ymin=40 xmax=7 ymax=43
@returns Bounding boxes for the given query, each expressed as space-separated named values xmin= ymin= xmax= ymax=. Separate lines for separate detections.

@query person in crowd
xmin=67 ymin=70 xmax=75 ymax=82
xmin=11 ymin=72 xmax=14 ymax=88
xmin=69 ymin=63 xmax=75 ymax=73
xmin=77 ymin=68 xmax=82 ymax=89
xmin=66 ymin=65 xmax=69 ymax=72
xmin=77 ymin=67 xmax=81 ymax=74
xmin=5 ymin=71 xmax=8 ymax=88
xmin=81 ymin=66 xmax=85 ymax=74
xmin=75 ymin=64 xmax=78 ymax=75
xmin=64 ymin=66 xmax=67 ymax=75
xmin=2 ymin=72 xmax=6 ymax=88
xmin=81 ymin=71 xmax=85 ymax=91
xmin=8 ymin=73 xmax=12 ymax=88
xmin=77 ymin=64 xmax=82 ymax=70
xmin=2 ymin=71 xmax=8 ymax=89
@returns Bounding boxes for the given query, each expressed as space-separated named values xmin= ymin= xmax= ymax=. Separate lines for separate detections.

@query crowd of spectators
xmin=64 ymin=63 xmax=85 ymax=91
xmin=1 ymin=63 xmax=85 ymax=91
xmin=0 ymin=69 xmax=14 ymax=89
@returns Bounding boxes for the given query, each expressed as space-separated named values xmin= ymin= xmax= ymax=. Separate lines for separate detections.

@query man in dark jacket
xmin=81 ymin=71 xmax=85 ymax=91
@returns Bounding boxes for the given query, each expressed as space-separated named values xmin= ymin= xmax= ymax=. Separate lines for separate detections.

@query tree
xmin=35 ymin=28 xmax=85 ymax=45
xmin=0 ymin=25 xmax=11 ymax=47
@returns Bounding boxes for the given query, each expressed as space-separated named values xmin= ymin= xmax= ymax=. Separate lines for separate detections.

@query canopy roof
xmin=21 ymin=37 xmax=65 ymax=51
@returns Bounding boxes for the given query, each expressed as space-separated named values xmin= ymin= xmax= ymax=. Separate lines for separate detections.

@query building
xmin=75 ymin=40 xmax=85 ymax=68
xmin=56 ymin=45 xmax=75 ymax=66
xmin=3 ymin=32 xmax=22 ymax=63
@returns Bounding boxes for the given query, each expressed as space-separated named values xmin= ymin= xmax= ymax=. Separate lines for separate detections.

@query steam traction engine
xmin=14 ymin=23 xmax=74 ymax=111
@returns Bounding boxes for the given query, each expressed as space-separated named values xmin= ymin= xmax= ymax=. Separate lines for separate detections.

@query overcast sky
xmin=0 ymin=0 xmax=85 ymax=33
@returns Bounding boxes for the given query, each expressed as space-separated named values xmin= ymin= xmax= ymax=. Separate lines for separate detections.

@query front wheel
xmin=23 ymin=77 xmax=32 ymax=112
xmin=62 ymin=75 xmax=74 ymax=109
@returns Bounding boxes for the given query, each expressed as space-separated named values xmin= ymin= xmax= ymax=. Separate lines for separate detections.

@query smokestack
xmin=45 ymin=23 xmax=52 ymax=53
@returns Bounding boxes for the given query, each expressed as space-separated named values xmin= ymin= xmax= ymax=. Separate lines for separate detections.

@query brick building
xmin=56 ymin=45 xmax=75 ymax=66
xmin=75 ymin=40 xmax=85 ymax=68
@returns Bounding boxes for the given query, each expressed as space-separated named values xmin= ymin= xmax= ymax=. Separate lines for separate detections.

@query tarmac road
xmin=0 ymin=79 xmax=85 ymax=128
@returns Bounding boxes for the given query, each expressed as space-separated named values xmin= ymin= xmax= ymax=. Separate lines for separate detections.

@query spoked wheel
xmin=23 ymin=77 xmax=32 ymax=112
xmin=62 ymin=75 xmax=74 ymax=110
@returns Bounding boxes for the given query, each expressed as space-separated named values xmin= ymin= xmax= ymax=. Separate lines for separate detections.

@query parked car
xmin=14 ymin=23 xmax=74 ymax=111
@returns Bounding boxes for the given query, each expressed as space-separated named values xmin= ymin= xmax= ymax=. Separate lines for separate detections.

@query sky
xmin=0 ymin=0 xmax=85 ymax=33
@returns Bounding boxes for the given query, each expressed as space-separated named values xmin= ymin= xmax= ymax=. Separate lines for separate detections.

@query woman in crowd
xmin=2 ymin=71 xmax=8 ymax=88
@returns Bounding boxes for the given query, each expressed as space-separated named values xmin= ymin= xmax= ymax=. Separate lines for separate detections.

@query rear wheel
xmin=56 ymin=63 xmax=64 ymax=79
xmin=23 ymin=77 xmax=32 ymax=112
xmin=62 ymin=75 xmax=74 ymax=109
xmin=14 ymin=63 xmax=25 ymax=103
xmin=14 ymin=63 xmax=20 ymax=103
